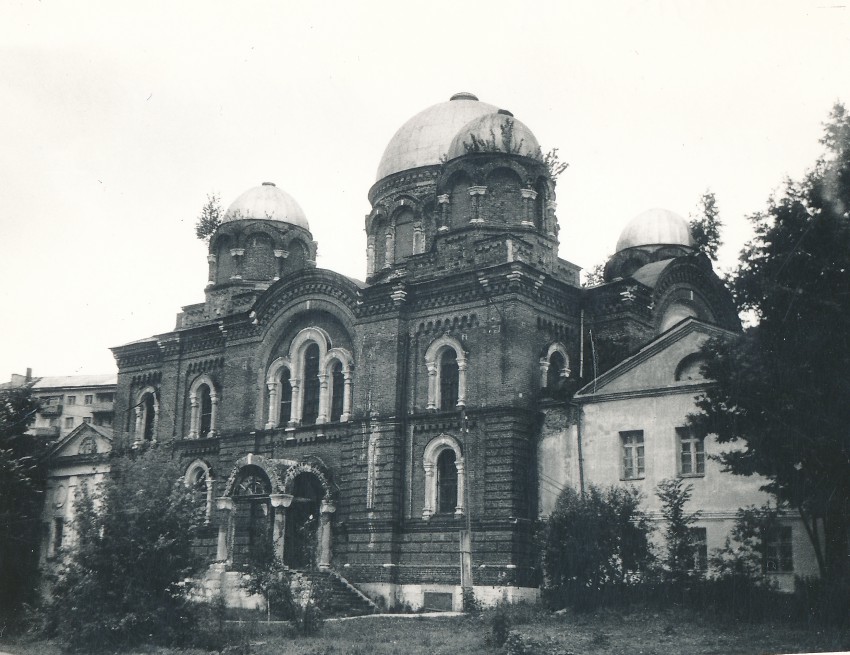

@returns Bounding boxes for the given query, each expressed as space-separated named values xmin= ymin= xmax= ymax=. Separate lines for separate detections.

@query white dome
xmin=376 ymin=92 xmax=498 ymax=181
xmin=223 ymin=182 xmax=309 ymax=230
xmin=447 ymin=111 xmax=541 ymax=161
xmin=616 ymin=208 xmax=694 ymax=252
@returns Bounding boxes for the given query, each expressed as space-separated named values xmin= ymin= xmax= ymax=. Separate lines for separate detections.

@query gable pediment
xmin=48 ymin=423 xmax=113 ymax=460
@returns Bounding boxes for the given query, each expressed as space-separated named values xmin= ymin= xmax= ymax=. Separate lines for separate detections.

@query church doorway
xmin=284 ymin=472 xmax=323 ymax=569
xmin=232 ymin=465 xmax=273 ymax=566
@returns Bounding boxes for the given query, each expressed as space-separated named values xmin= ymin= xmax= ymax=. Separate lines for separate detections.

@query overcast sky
xmin=1 ymin=1 xmax=848 ymax=378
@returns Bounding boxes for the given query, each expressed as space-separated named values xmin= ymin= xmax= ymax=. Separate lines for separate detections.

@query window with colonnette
xmin=265 ymin=327 xmax=354 ymax=429
xmin=188 ymin=374 xmax=219 ymax=439
xmin=422 ymin=434 xmax=465 ymax=519
xmin=424 ymin=335 xmax=467 ymax=412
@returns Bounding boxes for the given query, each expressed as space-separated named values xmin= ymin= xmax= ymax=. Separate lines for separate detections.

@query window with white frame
xmin=677 ymin=426 xmax=705 ymax=476
xmin=134 ymin=387 xmax=159 ymax=443
xmin=188 ymin=375 xmax=218 ymax=439
xmin=422 ymin=435 xmax=465 ymax=519
xmin=620 ymin=430 xmax=645 ymax=480
xmin=686 ymin=527 xmax=708 ymax=571
xmin=424 ymin=336 xmax=467 ymax=412
xmin=266 ymin=328 xmax=353 ymax=428
xmin=764 ymin=526 xmax=793 ymax=573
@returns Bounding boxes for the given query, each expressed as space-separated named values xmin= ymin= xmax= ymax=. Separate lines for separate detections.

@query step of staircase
xmin=294 ymin=567 xmax=379 ymax=616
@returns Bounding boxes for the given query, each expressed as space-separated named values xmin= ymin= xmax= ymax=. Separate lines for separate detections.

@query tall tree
xmin=691 ymin=104 xmax=850 ymax=579
xmin=195 ymin=193 xmax=222 ymax=242
xmin=0 ymin=384 xmax=48 ymax=625
xmin=689 ymin=190 xmax=723 ymax=261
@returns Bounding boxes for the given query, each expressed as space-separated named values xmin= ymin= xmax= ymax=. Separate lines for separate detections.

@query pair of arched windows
xmin=425 ymin=336 xmax=468 ymax=412
xmin=266 ymin=328 xmax=353 ymax=429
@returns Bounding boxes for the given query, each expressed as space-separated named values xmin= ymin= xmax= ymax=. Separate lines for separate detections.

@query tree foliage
xmin=656 ymin=478 xmax=702 ymax=581
xmin=691 ymin=104 xmax=850 ymax=579
xmin=50 ymin=445 xmax=203 ymax=651
xmin=543 ymin=485 xmax=653 ymax=607
xmin=689 ymin=190 xmax=723 ymax=261
xmin=195 ymin=193 xmax=222 ymax=242
xmin=0 ymin=384 xmax=48 ymax=625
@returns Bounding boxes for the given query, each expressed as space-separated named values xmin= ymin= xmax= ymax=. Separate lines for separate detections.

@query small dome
xmin=376 ymin=93 xmax=498 ymax=181
xmin=616 ymin=208 xmax=694 ymax=252
xmin=446 ymin=111 xmax=541 ymax=161
xmin=222 ymin=182 xmax=309 ymax=230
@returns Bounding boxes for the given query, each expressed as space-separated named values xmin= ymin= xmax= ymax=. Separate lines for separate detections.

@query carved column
xmin=269 ymin=493 xmax=293 ymax=562
xmin=366 ymin=234 xmax=376 ymax=276
xmin=383 ymin=228 xmax=394 ymax=268
xmin=289 ymin=378 xmax=302 ymax=426
xmin=317 ymin=372 xmax=329 ymax=424
xmin=318 ymin=500 xmax=336 ymax=569
xmin=426 ymin=362 xmax=438 ymax=411
xmin=134 ymin=406 xmax=143 ymax=445
xmin=209 ymin=391 xmax=219 ymax=438
xmin=265 ymin=381 xmax=278 ymax=429
xmin=273 ymin=249 xmax=288 ymax=281
xmin=151 ymin=396 xmax=159 ymax=442
xmin=215 ymin=497 xmax=234 ymax=563
xmin=204 ymin=476 xmax=215 ymax=524
xmin=455 ymin=458 xmax=466 ymax=515
xmin=188 ymin=392 xmax=199 ymax=439
xmin=422 ymin=462 xmax=435 ymax=519
xmin=520 ymin=188 xmax=538 ymax=227
xmin=206 ymin=254 xmax=217 ymax=286
xmin=341 ymin=369 xmax=353 ymax=422
xmin=456 ymin=358 xmax=468 ymax=408
xmin=437 ymin=194 xmax=450 ymax=232
xmin=229 ymin=248 xmax=245 ymax=280
xmin=468 ymin=186 xmax=487 ymax=223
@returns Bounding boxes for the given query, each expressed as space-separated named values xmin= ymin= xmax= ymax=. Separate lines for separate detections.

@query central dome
xmin=375 ymin=92 xmax=498 ymax=181
xmin=223 ymin=182 xmax=309 ymax=230
xmin=616 ymin=208 xmax=695 ymax=252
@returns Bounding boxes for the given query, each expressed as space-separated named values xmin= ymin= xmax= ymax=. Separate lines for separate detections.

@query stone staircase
xmin=295 ymin=567 xmax=379 ymax=616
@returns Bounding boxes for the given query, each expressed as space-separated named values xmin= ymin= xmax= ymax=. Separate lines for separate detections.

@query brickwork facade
xmin=108 ymin=94 xmax=739 ymax=610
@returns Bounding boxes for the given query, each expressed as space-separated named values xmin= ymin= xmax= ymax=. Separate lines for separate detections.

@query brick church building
xmin=100 ymin=92 xmax=807 ymax=611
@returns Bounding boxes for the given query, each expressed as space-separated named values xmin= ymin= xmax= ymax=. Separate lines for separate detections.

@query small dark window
xmin=765 ymin=526 xmax=793 ymax=573
xmin=437 ymin=449 xmax=458 ymax=514
xmin=302 ymin=343 xmax=321 ymax=425
xmin=280 ymin=368 xmax=293 ymax=425
xmin=330 ymin=361 xmax=344 ymax=422
xmin=547 ymin=351 xmax=566 ymax=389
xmin=199 ymin=384 xmax=212 ymax=438
xmin=439 ymin=349 xmax=459 ymax=411
xmin=142 ymin=393 xmax=156 ymax=441
xmin=53 ymin=518 xmax=64 ymax=556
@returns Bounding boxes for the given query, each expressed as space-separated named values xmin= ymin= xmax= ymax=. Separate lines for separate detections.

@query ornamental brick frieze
xmin=174 ymin=437 xmax=220 ymax=458
xmin=185 ymin=357 xmax=224 ymax=375
xmin=368 ymin=168 xmax=440 ymax=205
xmin=130 ymin=371 xmax=161 ymax=387
xmin=253 ymin=280 xmax=361 ymax=325
xmin=411 ymin=418 xmax=471 ymax=433
xmin=414 ymin=313 xmax=479 ymax=336
xmin=117 ymin=351 xmax=162 ymax=369
xmin=185 ymin=332 xmax=225 ymax=353
xmin=536 ymin=317 xmax=578 ymax=342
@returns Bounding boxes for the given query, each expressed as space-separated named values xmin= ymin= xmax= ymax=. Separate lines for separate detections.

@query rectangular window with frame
xmin=64 ymin=417 xmax=74 ymax=429
xmin=686 ymin=527 xmax=708 ymax=571
xmin=66 ymin=395 xmax=76 ymax=405
xmin=620 ymin=430 xmax=645 ymax=480
xmin=83 ymin=417 xmax=92 ymax=424
xmin=677 ymin=426 xmax=705 ymax=476
xmin=84 ymin=395 xmax=93 ymax=405
xmin=764 ymin=526 xmax=793 ymax=573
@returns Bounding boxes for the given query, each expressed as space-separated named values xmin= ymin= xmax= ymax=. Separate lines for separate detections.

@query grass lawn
xmin=2 ymin=607 xmax=849 ymax=655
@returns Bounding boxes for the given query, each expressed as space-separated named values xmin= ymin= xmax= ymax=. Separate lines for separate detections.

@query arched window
xmin=199 ymin=384 xmax=213 ymax=438
xmin=425 ymin=336 xmax=468 ymax=412
xmin=189 ymin=375 xmax=218 ymax=439
xmin=134 ymin=388 xmax=158 ymax=443
xmin=423 ymin=435 xmax=465 ymax=519
xmin=547 ymin=351 xmax=566 ymax=389
xmin=437 ymin=449 xmax=458 ymax=514
xmin=184 ymin=460 xmax=214 ymax=522
xmin=280 ymin=368 xmax=293 ymax=425
xmin=330 ymin=361 xmax=344 ymax=422
xmin=439 ymin=349 xmax=459 ymax=411
xmin=301 ymin=343 xmax=321 ymax=425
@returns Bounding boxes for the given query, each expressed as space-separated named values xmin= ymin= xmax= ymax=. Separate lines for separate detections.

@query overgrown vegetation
xmin=195 ymin=192 xmax=222 ymax=242
xmin=688 ymin=190 xmax=723 ymax=261
xmin=46 ymin=445 xmax=204 ymax=651
xmin=0 ymin=384 xmax=48 ymax=632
